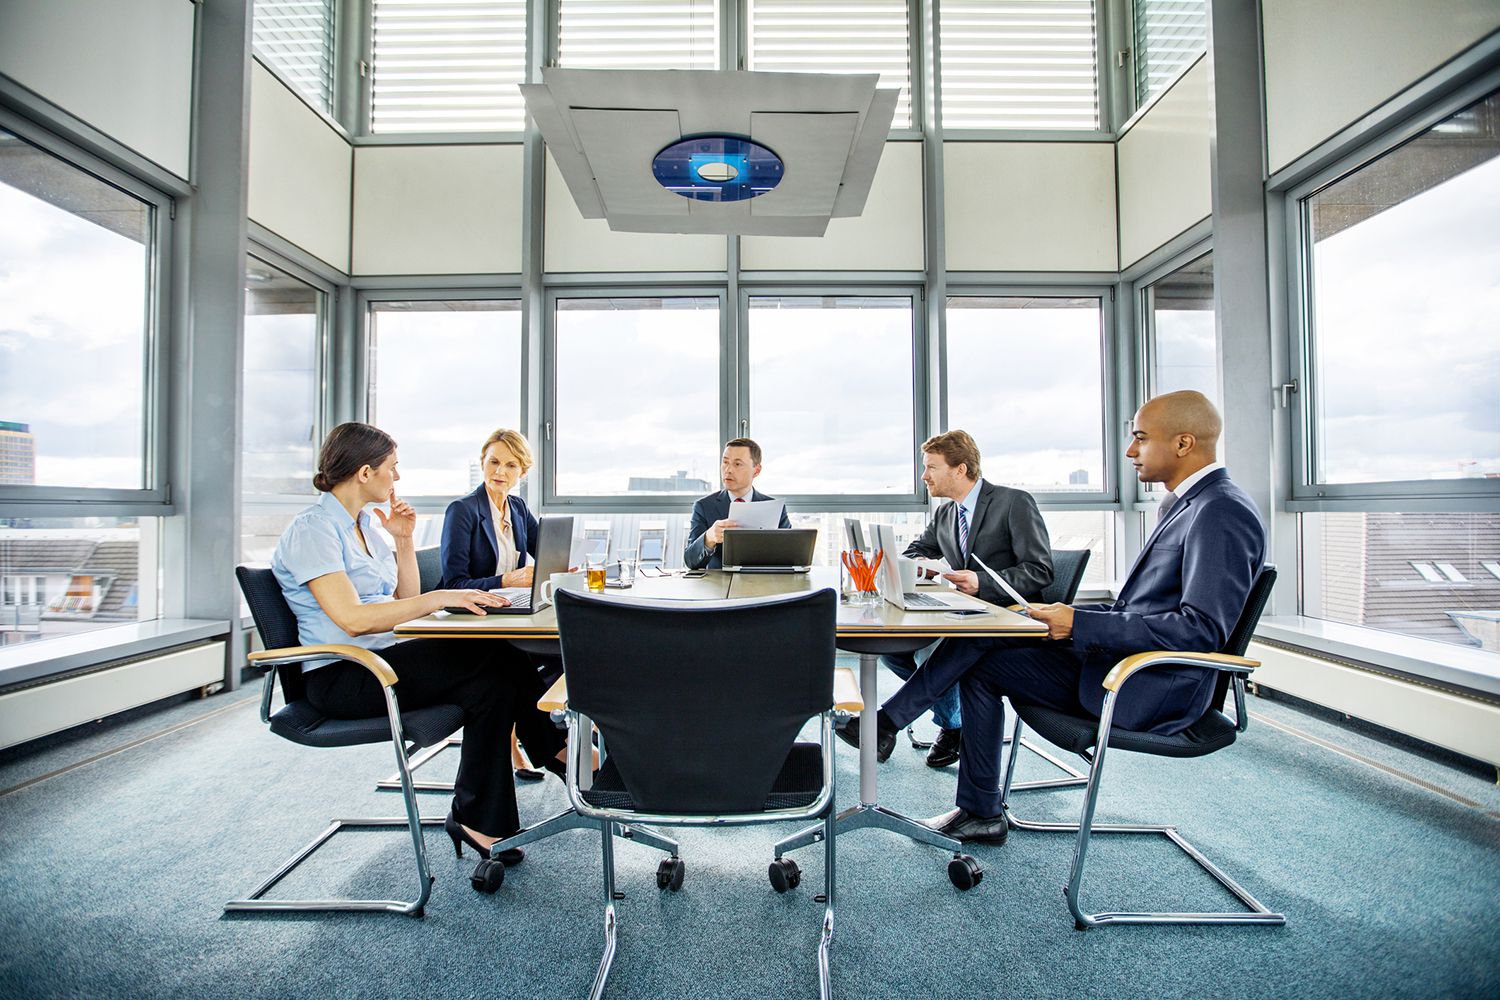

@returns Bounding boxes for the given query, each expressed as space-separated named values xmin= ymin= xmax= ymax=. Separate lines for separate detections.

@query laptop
xmin=843 ymin=517 xmax=866 ymax=551
xmin=721 ymin=528 xmax=817 ymax=573
xmin=465 ymin=514 xmax=575 ymax=614
xmin=870 ymin=522 xmax=986 ymax=612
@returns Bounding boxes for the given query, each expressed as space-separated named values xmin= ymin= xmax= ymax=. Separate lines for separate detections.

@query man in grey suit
xmin=683 ymin=437 xmax=793 ymax=570
xmin=915 ymin=391 xmax=1268 ymax=844
xmin=838 ymin=429 xmax=1052 ymax=767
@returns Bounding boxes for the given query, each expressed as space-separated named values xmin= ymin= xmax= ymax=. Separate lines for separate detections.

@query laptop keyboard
xmin=494 ymin=587 xmax=531 ymax=609
xmin=902 ymin=592 xmax=949 ymax=608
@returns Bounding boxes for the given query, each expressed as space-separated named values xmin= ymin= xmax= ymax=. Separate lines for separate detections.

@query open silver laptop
xmin=721 ymin=528 xmax=816 ymax=573
xmin=486 ymin=514 xmax=575 ymax=613
xmin=870 ymin=522 xmax=986 ymax=612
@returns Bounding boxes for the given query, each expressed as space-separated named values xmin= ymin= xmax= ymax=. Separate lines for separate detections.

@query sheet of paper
xmin=728 ymin=499 xmax=786 ymax=530
xmin=970 ymin=554 xmax=1031 ymax=609
xmin=913 ymin=557 xmax=952 ymax=583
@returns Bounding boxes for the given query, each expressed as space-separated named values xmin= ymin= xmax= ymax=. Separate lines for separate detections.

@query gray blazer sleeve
xmin=902 ymin=514 xmax=946 ymax=560
xmin=986 ymin=490 xmax=1053 ymax=605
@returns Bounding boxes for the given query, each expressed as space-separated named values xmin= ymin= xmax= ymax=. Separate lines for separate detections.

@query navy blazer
xmin=683 ymin=489 xmax=793 ymax=570
xmin=439 ymin=486 xmax=540 ymax=591
xmin=1070 ymin=468 xmax=1266 ymax=733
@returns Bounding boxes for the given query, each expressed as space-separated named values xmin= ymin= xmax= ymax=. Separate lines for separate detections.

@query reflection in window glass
xmin=243 ymin=257 xmax=321 ymax=499
xmin=946 ymin=297 xmax=1106 ymax=492
xmin=1146 ymin=251 xmax=1216 ymax=402
xmin=368 ymin=300 xmax=522 ymax=497
xmin=0 ymin=130 xmax=151 ymax=490
xmin=1301 ymin=512 xmax=1500 ymax=655
xmin=1303 ymin=89 xmax=1500 ymax=484
xmin=940 ymin=0 xmax=1099 ymax=129
xmin=554 ymin=297 xmax=719 ymax=496
xmin=558 ymin=0 xmax=718 ymax=70
xmin=748 ymin=296 xmax=914 ymax=495
xmin=1133 ymin=0 xmax=1207 ymax=106
xmin=1039 ymin=509 xmax=1113 ymax=589
xmin=0 ymin=518 xmax=160 ymax=648
xmin=748 ymin=0 xmax=912 ymax=128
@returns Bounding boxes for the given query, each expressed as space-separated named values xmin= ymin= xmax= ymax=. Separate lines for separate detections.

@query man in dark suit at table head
xmin=908 ymin=390 xmax=1267 ymax=845
xmin=683 ymin=437 xmax=793 ymax=570
xmin=837 ymin=429 xmax=1053 ymax=768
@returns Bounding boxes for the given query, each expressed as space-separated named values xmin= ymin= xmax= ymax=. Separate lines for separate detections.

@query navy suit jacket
xmin=1069 ymin=468 xmax=1266 ymax=733
xmin=683 ymin=489 xmax=793 ymax=570
xmin=439 ymin=486 xmax=540 ymax=590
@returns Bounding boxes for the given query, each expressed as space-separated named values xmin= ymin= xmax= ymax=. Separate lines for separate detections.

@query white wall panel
xmin=741 ymin=142 xmax=925 ymax=271
xmin=353 ymin=144 xmax=523 ymax=275
xmin=0 ymin=0 xmax=194 ymax=177
xmin=544 ymin=155 xmax=725 ymax=273
xmin=248 ymin=62 xmax=352 ymax=272
xmin=1263 ymin=0 xmax=1500 ymax=174
xmin=1116 ymin=58 xmax=1211 ymax=270
xmin=944 ymin=141 xmax=1116 ymax=272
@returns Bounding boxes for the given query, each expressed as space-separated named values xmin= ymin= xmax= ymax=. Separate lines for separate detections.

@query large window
xmin=366 ymin=299 xmax=523 ymax=498
xmin=551 ymin=296 xmax=721 ymax=498
xmin=1132 ymin=0 xmax=1206 ymax=107
xmin=1143 ymin=250 xmax=1216 ymax=402
xmin=0 ymin=127 xmax=158 ymax=495
xmin=945 ymin=296 xmax=1108 ymax=496
xmin=369 ymin=0 xmax=528 ymax=133
xmin=252 ymin=0 xmax=337 ymax=114
xmin=558 ymin=0 xmax=718 ymax=70
xmin=939 ymin=0 xmax=1100 ymax=130
xmin=747 ymin=0 xmax=912 ymax=129
xmin=1299 ymin=88 xmax=1500 ymax=488
xmin=746 ymin=295 xmax=915 ymax=496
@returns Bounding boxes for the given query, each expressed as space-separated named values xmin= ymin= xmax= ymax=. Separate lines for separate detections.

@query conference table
xmin=395 ymin=567 xmax=1045 ymax=865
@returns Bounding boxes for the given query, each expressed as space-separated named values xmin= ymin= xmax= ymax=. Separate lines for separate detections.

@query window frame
xmin=357 ymin=285 xmax=528 ymax=511
xmin=1284 ymin=68 xmax=1500 ymax=510
xmin=940 ymin=284 xmax=1121 ymax=507
xmin=0 ymin=107 xmax=176 ymax=517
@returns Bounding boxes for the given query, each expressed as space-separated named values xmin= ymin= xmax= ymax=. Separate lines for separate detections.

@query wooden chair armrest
xmin=248 ymin=645 xmax=398 ymax=687
xmin=833 ymin=667 xmax=863 ymax=713
xmin=1102 ymin=650 xmax=1260 ymax=693
xmin=538 ymin=673 xmax=569 ymax=713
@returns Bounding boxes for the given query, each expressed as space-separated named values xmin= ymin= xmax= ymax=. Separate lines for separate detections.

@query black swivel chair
xmin=548 ymin=588 xmax=854 ymax=1000
xmin=999 ymin=566 xmax=1286 ymax=929
xmin=229 ymin=566 xmax=458 ymax=916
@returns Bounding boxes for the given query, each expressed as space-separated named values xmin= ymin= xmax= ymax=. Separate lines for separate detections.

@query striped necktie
xmin=1157 ymin=491 xmax=1179 ymax=524
xmin=957 ymin=503 xmax=970 ymax=558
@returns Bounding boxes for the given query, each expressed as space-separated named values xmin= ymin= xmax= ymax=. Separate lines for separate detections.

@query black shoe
xmin=834 ymin=711 xmax=898 ymax=763
xmin=445 ymin=809 xmax=525 ymax=866
xmin=924 ymin=807 xmax=1009 ymax=845
xmin=925 ymin=727 xmax=962 ymax=769
xmin=515 ymin=767 xmax=546 ymax=782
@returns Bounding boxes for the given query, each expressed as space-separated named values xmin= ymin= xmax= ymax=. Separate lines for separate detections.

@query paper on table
xmin=728 ymin=499 xmax=787 ymax=530
xmin=970 ymin=553 xmax=1031 ymax=609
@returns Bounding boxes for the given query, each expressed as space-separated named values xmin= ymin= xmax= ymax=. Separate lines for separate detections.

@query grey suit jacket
xmin=903 ymin=480 xmax=1052 ymax=604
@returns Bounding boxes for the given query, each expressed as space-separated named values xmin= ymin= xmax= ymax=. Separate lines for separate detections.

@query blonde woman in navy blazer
xmin=440 ymin=428 xmax=542 ymax=592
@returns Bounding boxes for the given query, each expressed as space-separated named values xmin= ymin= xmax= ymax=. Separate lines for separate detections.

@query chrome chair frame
xmin=225 ymin=645 xmax=440 ymax=916
xmin=1000 ymin=652 xmax=1287 ymax=929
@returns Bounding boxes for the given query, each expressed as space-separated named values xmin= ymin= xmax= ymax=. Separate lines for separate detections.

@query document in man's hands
xmin=970 ymin=553 xmax=1031 ymax=610
xmin=730 ymin=499 xmax=787 ymax=530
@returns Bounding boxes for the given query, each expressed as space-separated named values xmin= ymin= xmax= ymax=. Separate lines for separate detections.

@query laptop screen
xmin=529 ymin=514 xmax=575 ymax=606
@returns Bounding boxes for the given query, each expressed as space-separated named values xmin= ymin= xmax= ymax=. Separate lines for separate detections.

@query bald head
xmin=1127 ymin=390 xmax=1223 ymax=490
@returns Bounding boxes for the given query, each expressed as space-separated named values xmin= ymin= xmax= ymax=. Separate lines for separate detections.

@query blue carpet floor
xmin=1 ymin=668 xmax=1497 ymax=999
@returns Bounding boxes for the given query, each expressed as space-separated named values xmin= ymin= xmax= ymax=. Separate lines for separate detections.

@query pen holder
xmin=841 ymin=548 xmax=883 ymax=606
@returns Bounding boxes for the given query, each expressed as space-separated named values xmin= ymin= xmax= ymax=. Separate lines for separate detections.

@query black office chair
xmin=999 ymin=566 xmax=1286 ymax=929
xmin=229 ymin=566 xmax=457 ymax=916
xmin=548 ymin=588 xmax=851 ymax=1000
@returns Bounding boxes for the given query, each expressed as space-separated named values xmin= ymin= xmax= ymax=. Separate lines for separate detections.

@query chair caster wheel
xmin=768 ymin=857 xmax=802 ymax=893
xmin=656 ymin=857 xmax=685 ymax=892
xmin=948 ymin=855 xmax=983 ymax=891
xmin=470 ymin=858 xmax=505 ymax=894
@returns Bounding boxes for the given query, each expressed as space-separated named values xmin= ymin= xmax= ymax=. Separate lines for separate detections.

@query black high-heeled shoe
xmin=444 ymin=809 xmax=524 ymax=866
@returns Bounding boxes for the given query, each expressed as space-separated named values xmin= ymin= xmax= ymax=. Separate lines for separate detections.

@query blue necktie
xmin=957 ymin=504 xmax=970 ymax=559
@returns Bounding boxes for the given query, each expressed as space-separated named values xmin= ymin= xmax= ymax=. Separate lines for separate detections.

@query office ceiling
xmin=521 ymin=68 xmax=899 ymax=236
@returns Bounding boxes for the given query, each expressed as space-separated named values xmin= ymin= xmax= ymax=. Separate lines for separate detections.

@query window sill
xmin=1255 ymin=616 xmax=1500 ymax=700
xmin=0 ymin=619 xmax=231 ymax=689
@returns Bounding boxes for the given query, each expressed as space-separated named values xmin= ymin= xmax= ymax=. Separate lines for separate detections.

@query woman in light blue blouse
xmin=271 ymin=422 xmax=565 ymax=868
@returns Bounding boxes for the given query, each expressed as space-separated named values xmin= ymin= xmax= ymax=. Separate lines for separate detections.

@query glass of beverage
xmin=616 ymin=548 xmax=637 ymax=587
xmin=586 ymin=554 xmax=607 ymax=592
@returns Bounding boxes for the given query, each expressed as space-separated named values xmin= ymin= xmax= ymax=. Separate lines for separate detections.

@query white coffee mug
xmin=896 ymin=556 xmax=920 ymax=593
xmin=542 ymin=571 xmax=588 ymax=602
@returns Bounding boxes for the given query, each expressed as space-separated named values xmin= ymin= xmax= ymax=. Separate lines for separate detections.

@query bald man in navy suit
xmin=884 ymin=391 xmax=1268 ymax=844
xmin=684 ymin=437 xmax=792 ymax=570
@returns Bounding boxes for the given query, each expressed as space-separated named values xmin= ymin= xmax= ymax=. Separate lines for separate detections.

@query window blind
xmin=1133 ymin=0 xmax=1207 ymax=106
xmin=253 ymin=0 xmax=336 ymax=113
xmin=747 ymin=0 xmax=912 ymax=129
xmin=370 ymin=0 xmax=528 ymax=133
xmin=557 ymin=0 xmax=719 ymax=70
xmin=939 ymin=0 xmax=1099 ymax=130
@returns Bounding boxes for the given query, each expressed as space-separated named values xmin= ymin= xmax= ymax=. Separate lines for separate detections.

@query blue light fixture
xmin=652 ymin=135 xmax=784 ymax=202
